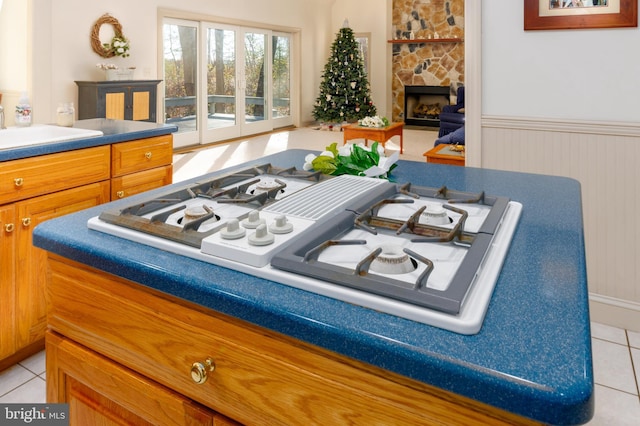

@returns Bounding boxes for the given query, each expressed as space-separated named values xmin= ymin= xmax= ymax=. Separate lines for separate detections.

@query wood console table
xmin=343 ymin=122 xmax=404 ymax=153
xmin=423 ymin=144 xmax=465 ymax=166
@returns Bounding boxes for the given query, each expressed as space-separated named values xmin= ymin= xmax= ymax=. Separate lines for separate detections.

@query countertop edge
xmin=0 ymin=119 xmax=178 ymax=162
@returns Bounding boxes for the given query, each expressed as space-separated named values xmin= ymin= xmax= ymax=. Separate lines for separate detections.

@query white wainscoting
xmin=482 ymin=116 xmax=640 ymax=332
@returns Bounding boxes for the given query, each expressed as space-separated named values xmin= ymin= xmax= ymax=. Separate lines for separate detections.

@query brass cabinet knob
xmin=144 ymin=151 xmax=152 ymax=160
xmin=116 ymin=190 xmax=125 ymax=198
xmin=21 ymin=217 xmax=31 ymax=227
xmin=14 ymin=177 xmax=24 ymax=187
xmin=190 ymin=358 xmax=215 ymax=384
xmin=4 ymin=223 xmax=14 ymax=233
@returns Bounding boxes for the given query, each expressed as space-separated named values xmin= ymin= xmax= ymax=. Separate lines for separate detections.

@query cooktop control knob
xmin=242 ymin=210 xmax=266 ymax=229
xmin=248 ymin=224 xmax=275 ymax=246
xmin=269 ymin=215 xmax=293 ymax=234
xmin=220 ymin=218 xmax=246 ymax=240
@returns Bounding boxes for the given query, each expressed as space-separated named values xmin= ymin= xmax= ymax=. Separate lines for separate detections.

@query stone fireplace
xmin=391 ymin=0 xmax=464 ymax=125
xmin=404 ymin=86 xmax=449 ymax=127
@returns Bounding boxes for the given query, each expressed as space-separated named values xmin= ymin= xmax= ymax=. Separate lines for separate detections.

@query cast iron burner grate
xmin=97 ymin=164 xmax=326 ymax=247
xmin=270 ymin=184 xmax=511 ymax=315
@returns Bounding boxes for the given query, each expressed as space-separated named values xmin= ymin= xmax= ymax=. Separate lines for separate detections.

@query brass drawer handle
xmin=190 ymin=358 xmax=215 ymax=384
xmin=4 ymin=223 xmax=14 ymax=233
xmin=144 ymin=151 xmax=152 ymax=160
xmin=116 ymin=190 xmax=125 ymax=198
xmin=22 ymin=217 xmax=31 ymax=227
xmin=14 ymin=177 xmax=24 ymax=187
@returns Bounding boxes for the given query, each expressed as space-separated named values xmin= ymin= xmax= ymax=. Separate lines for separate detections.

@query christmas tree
xmin=313 ymin=23 xmax=376 ymax=124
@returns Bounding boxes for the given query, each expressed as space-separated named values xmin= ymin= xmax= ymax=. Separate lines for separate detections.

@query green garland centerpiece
xmin=358 ymin=115 xmax=389 ymax=128
xmin=303 ymin=142 xmax=398 ymax=180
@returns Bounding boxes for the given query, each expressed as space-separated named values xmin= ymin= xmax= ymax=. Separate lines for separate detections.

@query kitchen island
xmin=33 ymin=150 xmax=594 ymax=425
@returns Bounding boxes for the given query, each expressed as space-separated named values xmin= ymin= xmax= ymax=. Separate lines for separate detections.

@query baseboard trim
xmin=589 ymin=293 xmax=640 ymax=332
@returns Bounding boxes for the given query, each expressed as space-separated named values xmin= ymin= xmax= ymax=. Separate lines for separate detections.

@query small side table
xmin=423 ymin=144 xmax=465 ymax=166
xmin=343 ymin=122 xmax=404 ymax=153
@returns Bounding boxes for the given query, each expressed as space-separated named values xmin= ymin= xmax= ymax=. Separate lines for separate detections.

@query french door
xmin=163 ymin=19 xmax=293 ymax=148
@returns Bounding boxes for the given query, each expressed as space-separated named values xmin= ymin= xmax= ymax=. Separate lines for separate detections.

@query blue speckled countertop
xmin=32 ymin=150 xmax=594 ymax=425
xmin=0 ymin=118 xmax=177 ymax=162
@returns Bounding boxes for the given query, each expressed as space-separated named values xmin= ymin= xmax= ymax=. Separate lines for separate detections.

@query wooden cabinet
xmin=110 ymin=135 xmax=173 ymax=200
xmin=46 ymin=256 xmax=537 ymax=426
xmin=0 ymin=144 xmax=111 ymax=369
xmin=0 ymin=134 xmax=173 ymax=370
xmin=75 ymin=80 xmax=161 ymax=122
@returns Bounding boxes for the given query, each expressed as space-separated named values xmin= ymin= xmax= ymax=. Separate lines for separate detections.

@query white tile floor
xmin=1 ymin=128 xmax=639 ymax=424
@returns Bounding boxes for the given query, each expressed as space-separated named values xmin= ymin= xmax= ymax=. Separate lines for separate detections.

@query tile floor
xmin=1 ymin=127 xmax=639 ymax=424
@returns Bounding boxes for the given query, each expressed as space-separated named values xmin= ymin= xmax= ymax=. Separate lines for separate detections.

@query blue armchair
xmin=438 ymin=86 xmax=465 ymax=139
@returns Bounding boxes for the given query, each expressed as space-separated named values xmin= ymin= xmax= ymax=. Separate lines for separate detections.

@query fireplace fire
xmin=404 ymin=86 xmax=450 ymax=128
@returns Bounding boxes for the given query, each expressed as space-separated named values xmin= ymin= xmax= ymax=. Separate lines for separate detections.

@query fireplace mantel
xmin=388 ymin=38 xmax=464 ymax=44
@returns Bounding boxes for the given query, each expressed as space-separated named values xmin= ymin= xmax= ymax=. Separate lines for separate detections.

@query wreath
xmin=90 ymin=14 xmax=130 ymax=58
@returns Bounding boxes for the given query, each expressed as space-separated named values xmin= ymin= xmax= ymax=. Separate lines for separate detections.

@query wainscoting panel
xmin=482 ymin=116 xmax=640 ymax=331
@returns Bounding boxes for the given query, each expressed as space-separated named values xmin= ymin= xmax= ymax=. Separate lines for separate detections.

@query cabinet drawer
xmin=112 ymin=135 xmax=172 ymax=177
xmin=111 ymin=165 xmax=172 ymax=200
xmin=46 ymin=332 xmax=233 ymax=425
xmin=0 ymin=146 xmax=110 ymax=204
xmin=47 ymin=257 xmax=526 ymax=426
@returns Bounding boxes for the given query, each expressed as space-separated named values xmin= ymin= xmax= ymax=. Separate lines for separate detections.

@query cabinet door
xmin=131 ymin=87 xmax=151 ymax=121
xmin=14 ymin=182 xmax=110 ymax=350
xmin=105 ymin=91 xmax=126 ymax=120
xmin=0 ymin=205 xmax=16 ymax=360
xmin=46 ymin=332 xmax=229 ymax=426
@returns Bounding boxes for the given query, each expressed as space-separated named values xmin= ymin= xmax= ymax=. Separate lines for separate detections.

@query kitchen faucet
xmin=0 ymin=105 xmax=5 ymax=129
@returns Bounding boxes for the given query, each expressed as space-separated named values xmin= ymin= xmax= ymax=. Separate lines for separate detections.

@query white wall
xmin=481 ymin=2 xmax=640 ymax=330
xmin=483 ymin=1 xmax=640 ymax=122
xmin=0 ymin=0 xmax=28 ymax=90
xmin=0 ymin=0 xmax=31 ymax=125
xmin=27 ymin=0 xmax=335 ymax=124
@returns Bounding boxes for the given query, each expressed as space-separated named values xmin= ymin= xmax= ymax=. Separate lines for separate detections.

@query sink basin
xmin=0 ymin=125 xmax=104 ymax=150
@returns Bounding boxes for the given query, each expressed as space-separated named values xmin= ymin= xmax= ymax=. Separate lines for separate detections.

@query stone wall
xmin=391 ymin=0 xmax=464 ymax=123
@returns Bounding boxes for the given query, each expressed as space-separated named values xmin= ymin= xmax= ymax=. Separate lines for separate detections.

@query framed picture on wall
xmin=524 ymin=0 xmax=638 ymax=30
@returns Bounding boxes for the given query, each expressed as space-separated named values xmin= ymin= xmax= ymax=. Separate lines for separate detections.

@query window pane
xmin=207 ymin=28 xmax=236 ymax=130
xmin=244 ymin=32 xmax=266 ymax=122
xmin=163 ymin=23 xmax=198 ymax=133
xmin=355 ymin=34 xmax=370 ymax=78
xmin=272 ymin=35 xmax=290 ymax=119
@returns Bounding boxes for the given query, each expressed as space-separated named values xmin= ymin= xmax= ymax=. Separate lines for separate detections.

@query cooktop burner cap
xmin=370 ymin=244 xmax=417 ymax=275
